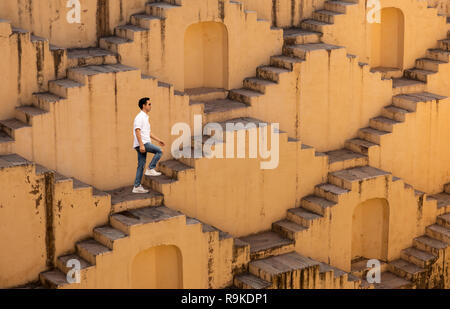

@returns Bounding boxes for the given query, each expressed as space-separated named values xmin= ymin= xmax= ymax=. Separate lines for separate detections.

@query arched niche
xmin=351 ymin=198 xmax=390 ymax=262
xmin=184 ymin=21 xmax=229 ymax=90
xmin=131 ymin=245 xmax=183 ymax=289
xmin=370 ymin=7 xmax=405 ymax=70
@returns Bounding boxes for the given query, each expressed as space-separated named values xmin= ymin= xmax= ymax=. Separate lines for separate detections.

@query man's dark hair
xmin=139 ymin=97 xmax=150 ymax=110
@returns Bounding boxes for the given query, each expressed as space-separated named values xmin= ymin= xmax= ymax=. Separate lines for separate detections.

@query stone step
xmin=392 ymin=78 xmax=426 ymax=95
xmin=404 ymin=68 xmax=436 ymax=83
xmin=413 ymin=235 xmax=448 ymax=256
xmin=369 ymin=116 xmax=400 ymax=133
xmin=388 ymin=259 xmax=426 ymax=282
xmin=143 ymin=174 xmax=177 ymax=192
xmin=370 ymin=67 xmax=403 ymax=79
xmin=350 ymin=258 xmax=388 ymax=279
xmin=373 ymin=271 xmax=414 ymax=289
xmin=270 ymin=55 xmax=304 ymax=71
xmin=400 ymin=247 xmax=437 ymax=268
xmin=328 ymin=166 xmax=391 ymax=191
xmin=76 ymin=239 xmax=112 ymax=265
xmin=283 ymin=28 xmax=321 ymax=45
xmin=300 ymin=19 xmax=332 ymax=33
xmin=110 ymin=206 xmax=183 ymax=234
xmin=256 ymin=66 xmax=290 ymax=83
xmin=243 ymin=77 xmax=277 ymax=94
xmin=427 ymin=193 xmax=450 ymax=210
xmin=228 ymin=88 xmax=263 ymax=105
xmin=130 ymin=13 xmax=162 ymax=29
xmin=324 ymin=0 xmax=356 ymax=14
xmin=106 ymin=185 xmax=163 ymax=213
xmin=15 ymin=106 xmax=48 ymax=125
xmin=159 ymin=159 xmax=194 ymax=180
xmin=93 ymin=226 xmax=128 ymax=249
xmin=185 ymin=87 xmax=228 ymax=102
xmin=197 ymin=99 xmax=250 ymax=124
xmin=358 ymin=127 xmax=389 ymax=144
xmin=32 ymin=92 xmax=64 ymax=111
xmin=248 ymin=252 xmax=320 ymax=289
xmin=301 ymin=194 xmax=338 ymax=215
xmin=392 ymin=92 xmax=446 ymax=112
xmin=272 ymin=219 xmax=307 ymax=240
xmin=283 ymin=43 xmax=342 ymax=60
xmin=234 ymin=273 xmax=272 ymax=289
xmin=326 ymin=149 xmax=368 ymax=172
xmin=286 ymin=207 xmax=323 ymax=227
xmin=426 ymin=224 xmax=450 ymax=244
xmin=99 ymin=36 xmax=132 ymax=53
xmin=49 ymin=79 xmax=84 ymax=98
xmin=319 ymin=262 xmax=347 ymax=281
xmin=0 ymin=154 xmax=32 ymax=169
xmin=426 ymin=49 xmax=450 ymax=62
xmin=39 ymin=270 xmax=70 ymax=289
xmin=115 ymin=24 xmax=148 ymax=41
xmin=415 ymin=58 xmax=446 ymax=71
xmin=56 ymin=254 xmax=92 ymax=274
xmin=314 ymin=183 xmax=349 ymax=204
xmin=345 ymin=138 xmax=379 ymax=156
xmin=437 ymin=213 xmax=450 ymax=229
xmin=381 ymin=105 xmax=410 ymax=122
xmin=439 ymin=39 xmax=450 ymax=51
xmin=0 ymin=130 xmax=14 ymax=155
xmin=0 ymin=119 xmax=29 ymax=139
xmin=312 ymin=9 xmax=344 ymax=24
xmin=238 ymin=231 xmax=295 ymax=260
xmin=146 ymin=1 xmax=181 ymax=18
xmin=67 ymin=48 xmax=117 ymax=68
xmin=68 ymin=64 xmax=138 ymax=85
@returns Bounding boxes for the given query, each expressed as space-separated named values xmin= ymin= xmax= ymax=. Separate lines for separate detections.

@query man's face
xmin=143 ymin=101 xmax=152 ymax=113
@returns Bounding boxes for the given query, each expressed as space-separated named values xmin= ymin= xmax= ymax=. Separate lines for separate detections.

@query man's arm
xmin=150 ymin=133 xmax=165 ymax=147
xmin=135 ymin=128 xmax=146 ymax=153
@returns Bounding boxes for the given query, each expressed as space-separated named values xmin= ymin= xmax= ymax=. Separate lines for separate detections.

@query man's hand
xmin=158 ymin=140 xmax=166 ymax=147
xmin=139 ymin=145 xmax=146 ymax=153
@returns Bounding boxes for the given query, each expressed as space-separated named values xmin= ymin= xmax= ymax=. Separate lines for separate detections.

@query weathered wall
xmin=0 ymin=159 xmax=47 ymax=288
xmin=240 ymin=0 xmax=327 ymax=27
xmin=0 ymin=0 xmax=148 ymax=48
xmin=0 ymin=20 xmax=60 ymax=120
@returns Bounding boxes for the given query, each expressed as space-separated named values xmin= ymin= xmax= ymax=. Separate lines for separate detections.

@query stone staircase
xmin=229 ymin=168 xmax=404 ymax=289
xmin=0 ymin=153 xmax=111 ymax=289
xmin=39 ymin=204 xmax=233 ymax=288
xmin=386 ymin=207 xmax=450 ymax=289
xmin=232 ymin=167 xmax=450 ymax=289
xmin=0 ymin=26 xmax=120 ymax=155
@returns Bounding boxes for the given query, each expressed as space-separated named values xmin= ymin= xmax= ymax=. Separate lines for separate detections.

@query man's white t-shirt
xmin=133 ymin=111 xmax=151 ymax=148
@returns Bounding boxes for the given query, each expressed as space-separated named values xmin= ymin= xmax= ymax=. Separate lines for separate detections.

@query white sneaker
xmin=145 ymin=169 xmax=162 ymax=177
xmin=132 ymin=185 xmax=149 ymax=194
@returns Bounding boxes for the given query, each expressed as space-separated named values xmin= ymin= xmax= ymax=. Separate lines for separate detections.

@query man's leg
xmin=134 ymin=147 xmax=147 ymax=187
xmin=145 ymin=143 xmax=163 ymax=170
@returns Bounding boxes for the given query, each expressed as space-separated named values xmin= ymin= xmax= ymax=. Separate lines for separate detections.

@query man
xmin=132 ymin=97 xmax=166 ymax=194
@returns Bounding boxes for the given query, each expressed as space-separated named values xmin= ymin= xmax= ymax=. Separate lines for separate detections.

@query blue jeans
xmin=134 ymin=143 xmax=163 ymax=187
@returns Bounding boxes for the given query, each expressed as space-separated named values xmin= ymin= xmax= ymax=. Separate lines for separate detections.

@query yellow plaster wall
xmin=0 ymin=163 xmax=47 ymax=288
xmin=315 ymin=0 xmax=448 ymax=70
xmin=0 ymin=20 xmax=59 ymax=120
